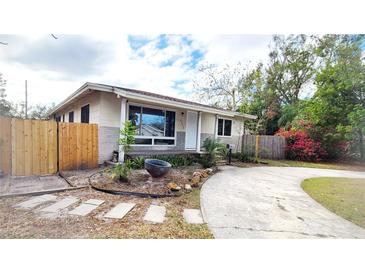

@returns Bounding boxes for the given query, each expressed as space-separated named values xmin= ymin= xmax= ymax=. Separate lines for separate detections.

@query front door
xmin=185 ymin=111 xmax=198 ymax=150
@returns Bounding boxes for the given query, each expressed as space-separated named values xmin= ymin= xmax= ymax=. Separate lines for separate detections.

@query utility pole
xmin=25 ymin=80 xmax=28 ymax=119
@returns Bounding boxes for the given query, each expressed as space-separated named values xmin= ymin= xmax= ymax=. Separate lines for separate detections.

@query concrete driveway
xmin=201 ymin=166 xmax=365 ymax=239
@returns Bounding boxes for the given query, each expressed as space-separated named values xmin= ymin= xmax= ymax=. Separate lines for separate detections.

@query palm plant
xmin=201 ymin=137 xmax=227 ymax=168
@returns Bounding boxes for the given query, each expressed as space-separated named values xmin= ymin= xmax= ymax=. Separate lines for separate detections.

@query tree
xmin=298 ymin=35 xmax=365 ymax=159
xmin=337 ymin=106 xmax=365 ymax=161
xmin=28 ymin=103 xmax=56 ymax=119
xmin=266 ymin=35 xmax=318 ymax=105
xmin=193 ymin=63 xmax=252 ymax=111
xmin=238 ymin=63 xmax=281 ymax=134
xmin=0 ymin=73 xmax=13 ymax=116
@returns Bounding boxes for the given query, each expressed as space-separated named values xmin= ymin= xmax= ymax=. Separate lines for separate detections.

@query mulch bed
xmin=90 ymin=166 xmax=205 ymax=196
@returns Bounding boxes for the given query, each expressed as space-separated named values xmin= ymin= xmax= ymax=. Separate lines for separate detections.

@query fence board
xmin=242 ymin=135 xmax=286 ymax=160
xmin=0 ymin=116 xmax=12 ymax=175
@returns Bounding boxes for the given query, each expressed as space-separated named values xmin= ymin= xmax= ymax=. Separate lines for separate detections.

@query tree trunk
xmin=359 ymin=130 xmax=364 ymax=162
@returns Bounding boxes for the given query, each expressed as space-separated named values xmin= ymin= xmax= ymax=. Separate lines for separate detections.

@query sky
xmin=0 ymin=34 xmax=272 ymax=106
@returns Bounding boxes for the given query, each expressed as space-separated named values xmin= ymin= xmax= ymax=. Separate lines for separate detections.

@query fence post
xmin=255 ymin=135 xmax=260 ymax=161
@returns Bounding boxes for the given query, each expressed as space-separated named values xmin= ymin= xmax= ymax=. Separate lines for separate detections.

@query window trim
xmin=127 ymin=102 xmax=177 ymax=146
xmin=217 ymin=117 xmax=233 ymax=137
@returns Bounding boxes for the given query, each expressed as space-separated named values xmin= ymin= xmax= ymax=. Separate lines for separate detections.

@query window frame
xmin=217 ymin=117 xmax=233 ymax=137
xmin=127 ymin=102 xmax=177 ymax=146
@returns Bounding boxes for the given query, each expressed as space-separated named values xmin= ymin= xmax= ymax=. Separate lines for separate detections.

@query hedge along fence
xmin=241 ymin=135 xmax=286 ymax=159
xmin=0 ymin=116 xmax=99 ymax=176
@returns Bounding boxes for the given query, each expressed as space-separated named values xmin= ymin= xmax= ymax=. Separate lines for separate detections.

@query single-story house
xmin=49 ymin=82 xmax=256 ymax=164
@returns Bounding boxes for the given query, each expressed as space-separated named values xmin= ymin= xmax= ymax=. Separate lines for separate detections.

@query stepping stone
xmin=183 ymin=209 xmax=204 ymax=224
xmin=84 ymin=199 xmax=104 ymax=206
xmin=15 ymin=194 xmax=58 ymax=209
xmin=104 ymin=202 xmax=135 ymax=219
xmin=40 ymin=197 xmax=79 ymax=213
xmin=143 ymin=205 xmax=166 ymax=223
xmin=68 ymin=199 xmax=104 ymax=216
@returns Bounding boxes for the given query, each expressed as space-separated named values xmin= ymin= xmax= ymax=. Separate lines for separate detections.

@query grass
xmin=263 ymin=159 xmax=365 ymax=171
xmin=0 ymin=186 xmax=213 ymax=239
xmin=302 ymin=177 xmax=365 ymax=229
xmin=90 ymin=188 xmax=213 ymax=239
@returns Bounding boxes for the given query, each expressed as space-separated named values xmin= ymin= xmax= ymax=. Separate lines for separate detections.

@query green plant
xmin=232 ymin=152 xmax=255 ymax=163
xmin=200 ymin=138 xmax=227 ymax=168
xmin=110 ymin=160 xmax=132 ymax=182
xmin=119 ymin=121 xmax=136 ymax=155
xmin=150 ymin=154 xmax=194 ymax=167
xmin=130 ymin=156 xmax=145 ymax=169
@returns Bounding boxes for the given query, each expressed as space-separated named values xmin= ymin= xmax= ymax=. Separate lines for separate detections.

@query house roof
xmin=49 ymin=82 xmax=257 ymax=119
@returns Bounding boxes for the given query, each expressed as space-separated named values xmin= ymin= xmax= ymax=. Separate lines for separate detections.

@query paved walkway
xmin=0 ymin=175 xmax=71 ymax=197
xmin=200 ymin=166 xmax=365 ymax=239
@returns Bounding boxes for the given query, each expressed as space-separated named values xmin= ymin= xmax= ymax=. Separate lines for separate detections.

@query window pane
xmin=224 ymin=120 xmax=232 ymax=136
xmin=81 ymin=104 xmax=90 ymax=123
xmin=218 ymin=119 xmax=223 ymax=135
xmin=141 ymin=107 xmax=165 ymax=136
xmin=135 ymin=138 xmax=152 ymax=145
xmin=154 ymin=139 xmax=174 ymax=145
xmin=165 ymin=111 xmax=175 ymax=137
xmin=129 ymin=105 xmax=142 ymax=135
xmin=69 ymin=111 xmax=74 ymax=123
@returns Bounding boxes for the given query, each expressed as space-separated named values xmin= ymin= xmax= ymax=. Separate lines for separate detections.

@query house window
xmin=217 ymin=118 xmax=232 ymax=137
xmin=128 ymin=104 xmax=176 ymax=145
xmin=55 ymin=116 xmax=61 ymax=122
xmin=62 ymin=114 xmax=65 ymax=122
xmin=81 ymin=104 xmax=90 ymax=123
xmin=68 ymin=111 xmax=74 ymax=123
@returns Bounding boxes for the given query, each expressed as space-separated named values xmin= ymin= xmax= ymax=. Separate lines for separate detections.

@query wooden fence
xmin=58 ymin=122 xmax=98 ymax=171
xmin=12 ymin=119 xmax=58 ymax=176
xmin=0 ymin=116 xmax=12 ymax=175
xmin=242 ymin=135 xmax=286 ymax=159
xmin=0 ymin=116 xmax=99 ymax=176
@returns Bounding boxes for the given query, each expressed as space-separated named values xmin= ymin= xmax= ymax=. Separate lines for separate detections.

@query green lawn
xmin=302 ymin=177 xmax=365 ymax=228
xmin=264 ymin=159 xmax=365 ymax=172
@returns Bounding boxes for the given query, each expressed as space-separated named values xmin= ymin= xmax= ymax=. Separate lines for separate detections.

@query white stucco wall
xmin=55 ymin=91 xmax=101 ymax=124
xmin=99 ymin=92 xmax=121 ymax=127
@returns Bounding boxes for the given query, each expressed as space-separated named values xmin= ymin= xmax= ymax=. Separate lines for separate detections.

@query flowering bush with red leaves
xmin=275 ymin=128 xmax=327 ymax=162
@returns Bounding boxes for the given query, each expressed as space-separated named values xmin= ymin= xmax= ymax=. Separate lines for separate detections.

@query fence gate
xmin=58 ymin=122 xmax=98 ymax=171
xmin=11 ymin=118 xmax=57 ymax=176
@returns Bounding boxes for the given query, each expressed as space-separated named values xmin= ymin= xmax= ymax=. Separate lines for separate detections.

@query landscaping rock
xmin=205 ymin=168 xmax=213 ymax=174
xmin=201 ymin=171 xmax=209 ymax=178
xmin=193 ymin=171 xmax=202 ymax=178
xmin=185 ymin=184 xmax=192 ymax=192
xmin=191 ymin=176 xmax=200 ymax=187
xmin=167 ymin=182 xmax=181 ymax=191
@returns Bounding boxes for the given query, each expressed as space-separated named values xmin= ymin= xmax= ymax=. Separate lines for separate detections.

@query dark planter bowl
xmin=144 ymin=159 xmax=172 ymax=178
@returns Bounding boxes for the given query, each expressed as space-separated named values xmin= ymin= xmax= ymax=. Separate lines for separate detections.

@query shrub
xmin=275 ymin=128 xmax=327 ymax=162
xmin=118 ymin=121 xmax=136 ymax=156
xmin=200 ymin=138 xmax=227 ymax=167
xmin=130 ymin=156 xmax=145 ymax=169
xmin=150 ymin=154 xmax=194 ymax=167
xmin=110 ymin=160 xmax=132 ymax=182
xmin=232 ymin=152 xmax=255 ymax=163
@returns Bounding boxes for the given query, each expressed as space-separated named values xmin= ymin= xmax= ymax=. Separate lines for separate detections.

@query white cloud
xmin=0 ymin=34 xmax=274 ymax=106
